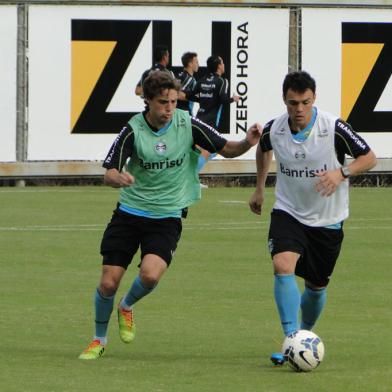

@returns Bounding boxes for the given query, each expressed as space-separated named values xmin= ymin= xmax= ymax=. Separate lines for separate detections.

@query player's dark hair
xmin=283 ymin=71 xmax=316 ymax=97
xmin=143 ymin=70 xmax=180 ymax=100
xmin=207 ymin=55 xmax=222 ymax=73
xmin=181 ymin=52 xmax=198 ymax=67
xmin=154 ymin=45 xmax=169 ymax=63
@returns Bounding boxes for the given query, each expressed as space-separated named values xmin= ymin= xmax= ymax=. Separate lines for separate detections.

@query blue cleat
xmin=270 ymin=352 xmax=286 ymax=366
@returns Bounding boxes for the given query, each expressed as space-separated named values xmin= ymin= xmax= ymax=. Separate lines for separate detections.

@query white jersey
xmin=270 ymin=110 xmax=349 ymax=227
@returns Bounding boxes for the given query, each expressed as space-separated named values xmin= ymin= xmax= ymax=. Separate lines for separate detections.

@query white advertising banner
xmin=28 ymin=5 xmax=289 ymax=160
xmin=302 ymin=8 xmax=392 ymax=158
xmin=0 ymin=6 xmax=17 ymax=162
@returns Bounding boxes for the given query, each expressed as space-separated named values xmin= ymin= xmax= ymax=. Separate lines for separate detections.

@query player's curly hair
xmin=283 ymin=71 xmax=316 ymax=97
xmin=143 ymin=71 xmax=180 ymax=100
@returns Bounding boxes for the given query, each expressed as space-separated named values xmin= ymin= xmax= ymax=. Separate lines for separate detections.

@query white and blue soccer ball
xmin=282 ymin=330 xmax=325 ymax=372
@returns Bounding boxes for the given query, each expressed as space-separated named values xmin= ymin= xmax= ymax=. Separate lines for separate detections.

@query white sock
xmin=120 ymin=297 xmax=132 ymax=311
xmin=94 ymin=335 xmax=107 ymax=345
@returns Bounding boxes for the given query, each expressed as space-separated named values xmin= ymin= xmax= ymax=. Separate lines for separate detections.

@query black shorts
xmin=268 ymin=209 xmax=344 ymax=287
xmin=100 ymin=207 xmax=182 ymax=269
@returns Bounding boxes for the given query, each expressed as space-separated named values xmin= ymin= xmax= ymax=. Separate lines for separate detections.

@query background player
xmin=135 ymin=45 xmax=175 ymax=97
xmin=188 ymin=55 xmax=239 ymax=127
xmin=176 ymin=51 xmax=199 ymax=114
xmin=187 ymin=55 xmax=240 ymax=175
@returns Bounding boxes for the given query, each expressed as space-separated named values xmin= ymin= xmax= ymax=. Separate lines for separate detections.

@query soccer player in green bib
xmin=79 ymin=71 xmax=262 ymax=359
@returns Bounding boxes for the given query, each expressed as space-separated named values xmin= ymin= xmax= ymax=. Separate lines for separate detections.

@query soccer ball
xmin=282 ymin=330 xmax=325 ymax=372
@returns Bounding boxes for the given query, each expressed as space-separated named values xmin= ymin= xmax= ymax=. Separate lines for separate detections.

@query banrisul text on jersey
xmin=139 ymin=154 xmax=186 ymax=170
xmin=279 ymin=163 xmax=328 ymax=178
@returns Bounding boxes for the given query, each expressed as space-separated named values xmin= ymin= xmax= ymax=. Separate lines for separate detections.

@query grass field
xmin=0 ymin=186 xmax=391 ymax=392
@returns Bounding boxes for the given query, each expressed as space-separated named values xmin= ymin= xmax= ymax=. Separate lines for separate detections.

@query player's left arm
xmin=186 ymin=81 xmax=200 ymax=102
xmin=219 ymin=78 xmax=239 ymax=104
xmin=315 ymin=120 xmax=377 ymax=196
xmin=180 ymin=77 xmax=198 ymax=102
xmin=191 ymin=117 xmax=262 ymax=158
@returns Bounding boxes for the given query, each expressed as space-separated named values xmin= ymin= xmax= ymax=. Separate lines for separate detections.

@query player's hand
xmin=104 ymin=169 xmax=135 ymax=188
xmin=117 ymin=172 xmax=135 ymax=187
xmin=178 ymin=91 xmax=187 ymax=101
xmin=246 ymin=123 xmax=263 ymax=146
xmin=249 ymin=189 xmax=264 ymax=215
xmin=315 ymin=169 xmax=344 ymax=197
xmin=232 ymin=94 xmax=240 ymax=103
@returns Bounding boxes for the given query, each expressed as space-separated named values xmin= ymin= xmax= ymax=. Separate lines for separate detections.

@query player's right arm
xmin=135 ymin=77 xmax=143 ymax=96
xmin=218 ymin=77 xmax=239 ymax=104
xmin=249 ymin=122 xmax=273 ymax=215
xmin=135 ymin=85 xmax=143 ymax=96
xmin=104 ymin=169 xmax=135 ymax=188
xmin=102 ymin=124 xmax=135 ymax=188
xmin=135 ymin=69 xmax=150 ymax=96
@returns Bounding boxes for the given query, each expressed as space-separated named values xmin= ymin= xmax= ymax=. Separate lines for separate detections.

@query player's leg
xmin=299 ymin=225 xmax=344 ymax=331
xmin=268 ymin=210 xmax=306 ymax=365
xmin=270 ymin=252 xmax=302 ymax=366
xmin=197 ymin=149 xmax=211 ymax=172
xmin=269 ymin=210 xmax=305 ymax=336
xmin=79 ymin=207 xmax=140 ymax=359
xmin=117 ymin=254 xmax=167 ymax=343
xmin=120 ymin=254 xmax=167 ymax=309
xmin=79 ymin=265 xmax=126 ymax=360
xmin=273 ymin=251 xmax=301 ymax=336
xmin=300 ymin=282 xmax=327 ymax=330
xmin=118 ymin=216 xmax=182 ymax=343
xmin=95 ymin=265 xmax=126 ymax=341
xmin=197 ymin=148 xmax=214 ymax=188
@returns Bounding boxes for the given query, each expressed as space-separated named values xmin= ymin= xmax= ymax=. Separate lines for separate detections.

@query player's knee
xmin=139 ymin=271 xmax=159 ymax=289
xmin=273 ymin=257 xmax=296 ymax=274
xmin=99 ymin=278 xmax=120 ymax=296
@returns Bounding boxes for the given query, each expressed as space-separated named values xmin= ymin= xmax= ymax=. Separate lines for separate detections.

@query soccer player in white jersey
xmin=249 ymin=71 xmax=377 ymax=365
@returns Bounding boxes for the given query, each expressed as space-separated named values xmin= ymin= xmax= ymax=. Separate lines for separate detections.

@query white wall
xmin=0 ymin=5 xmax=17 ymax=162
xmin=3 ymin=4 xmax=392 ymax=164
xmin=302 ymin=8 xmax=392 ymax=158
xmin=27 ymin=5 xmax=289 ymax=160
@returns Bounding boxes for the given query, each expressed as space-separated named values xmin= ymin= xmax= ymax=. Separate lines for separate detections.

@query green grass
xmin=0 ymin=186 xmax=391 ymax=392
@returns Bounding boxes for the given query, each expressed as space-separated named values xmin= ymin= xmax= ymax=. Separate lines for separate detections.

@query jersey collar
xmin=142 ymin=111 xmax=172 ymax=136
xmin=291 ymin=107 xmax=317 ymax=142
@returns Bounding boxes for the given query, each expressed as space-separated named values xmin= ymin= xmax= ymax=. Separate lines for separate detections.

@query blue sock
xmin=274 ymin=274 xmax=300 ymax=336
xmin=94 ymin=288 xmax=114 ymax=344
xmin=121 ymin=276 xmax=155 ymax=309
xmin=197 ymin=155 xmax=208 ymax=172
xmin=300 ymin=286 xmax=327 ymax=330
xmin=197 ymin=153 xmax=216 ymax=172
